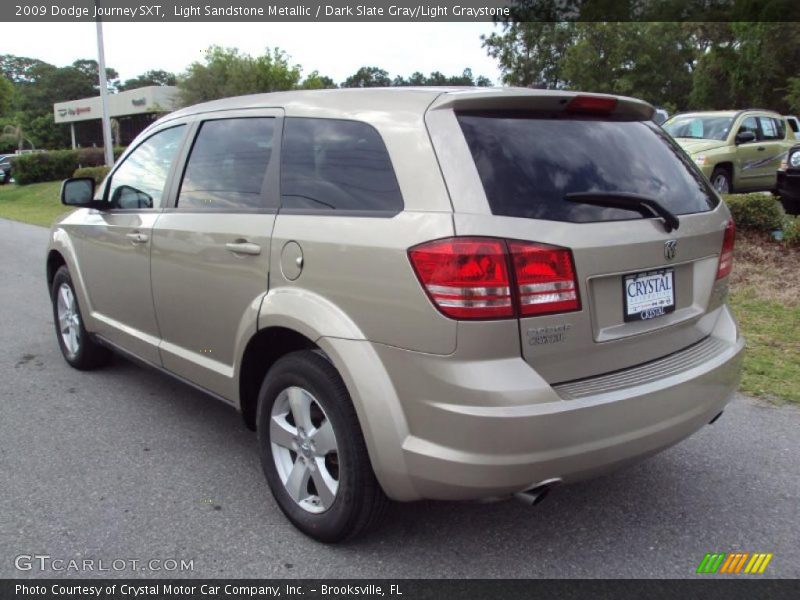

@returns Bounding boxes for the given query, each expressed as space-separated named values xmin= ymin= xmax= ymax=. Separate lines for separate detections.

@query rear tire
xmin=51 ymin=265 xmax=111 ymax=370
xmin=710 ymin=167 xmax=732 ymax=194
xmin=256 ymin=350 xmax=387 ymax=542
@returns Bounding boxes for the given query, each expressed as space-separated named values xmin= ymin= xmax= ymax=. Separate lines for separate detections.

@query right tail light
xmin=716 ymin=219 xmax=735 ymax=280
xmin=408 ymin=237 xmax=581 ymax=320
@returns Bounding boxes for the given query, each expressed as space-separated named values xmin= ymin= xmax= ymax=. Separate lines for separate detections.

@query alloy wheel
xmin=270 ymin=386 xmax=340 ymax=513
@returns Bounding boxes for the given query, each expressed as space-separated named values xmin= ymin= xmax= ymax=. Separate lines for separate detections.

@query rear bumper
xmin=355 ymin=305 xmax=743 ymax=501
xmin=777 ymin=170 xmax=800 ymax=199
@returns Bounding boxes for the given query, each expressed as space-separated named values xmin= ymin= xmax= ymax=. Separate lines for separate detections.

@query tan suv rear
xmin=48 ymin=88 xmax=744 ymax=542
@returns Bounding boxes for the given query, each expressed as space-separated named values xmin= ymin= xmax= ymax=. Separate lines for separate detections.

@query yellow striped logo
xmin=697 ymin=552 xmax=773 ymax=574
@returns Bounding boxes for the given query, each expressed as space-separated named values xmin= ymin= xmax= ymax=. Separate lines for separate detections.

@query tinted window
xmin=178 ymin=118 xmax=275 ymax=210
xmin=789 ymin=118 xmax=799 ymax=133
xmin=280 ymin=118 xmax=403 ymax=213
xmin=457 ymin=113 xmax=718 ymax=223
xmin=107 ymin=126 xmax=184 ymax=209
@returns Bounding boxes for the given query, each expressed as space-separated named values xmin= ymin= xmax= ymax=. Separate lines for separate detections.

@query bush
xmin=722 ymin=193 xmax=784 ymax=232
xmin=11 ymin=146 xmax=125 ymax=185
xmin=73 ymin=166 xmax=111 ymax=183
xmin=12 ymin=150 xmax=78 ymax=185
xmin=75 ymin=146 xmax=126 ymax=168
xmin=782 ymin=216 xmax=800 ymax=247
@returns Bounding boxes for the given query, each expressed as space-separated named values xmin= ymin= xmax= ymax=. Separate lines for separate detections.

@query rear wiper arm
xmin=564 ymin=192 xmax=680 ymax=233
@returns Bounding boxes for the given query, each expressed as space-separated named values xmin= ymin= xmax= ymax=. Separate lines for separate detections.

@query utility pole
xmin=96 ymin=18 xmax=114 ymax=167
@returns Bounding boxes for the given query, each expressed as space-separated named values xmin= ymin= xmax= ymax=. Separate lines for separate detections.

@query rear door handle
xmin=225 ymin=241 xmax=261 ymax=256
xmin=126 ymin=232 xmax=149 ymax=244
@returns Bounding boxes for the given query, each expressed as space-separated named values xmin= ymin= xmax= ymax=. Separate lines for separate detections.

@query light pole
xmin=95 ymin=17 xmax=114 ymax=167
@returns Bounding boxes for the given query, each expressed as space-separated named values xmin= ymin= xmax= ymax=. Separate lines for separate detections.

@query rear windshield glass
xmin=457 ymin=113 xmax=718 ymax=223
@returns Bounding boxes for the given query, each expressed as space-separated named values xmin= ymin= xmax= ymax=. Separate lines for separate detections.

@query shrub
xmin=12 ymin=150 xmax=78 ymax=185
xmin=782 ymin=216 xmax=800 ymax=247
xmin=73 ymin=166 xmax=111 ymax=183
xmin=722 ymin=193 xmax=784 ymax=232
xmin=75 ymin=146 xmax=126 ymax=168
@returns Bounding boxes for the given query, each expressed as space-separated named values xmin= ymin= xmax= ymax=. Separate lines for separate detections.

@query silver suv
xmin=49 ymin=89 xmax=744 ymax=542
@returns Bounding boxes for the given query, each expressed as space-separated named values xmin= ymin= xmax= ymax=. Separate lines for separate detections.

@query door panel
xmin=71 ymin=212 xmax=161 ymax=362
xmin=69 ymin=124 xmax=187 ymax=363
xmin=150 ymin=112 xmax=281 ymax=401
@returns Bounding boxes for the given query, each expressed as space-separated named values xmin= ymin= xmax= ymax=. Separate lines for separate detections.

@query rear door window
xmin=280 ymin=117 xmax=403 ymax=214
xmin=758 ymin=117 xmax=780 ymax=140
xmin=178 ymin=117 xmax=275 ymax=210
xmin=457 ymin=113 xmax=718 ymax=223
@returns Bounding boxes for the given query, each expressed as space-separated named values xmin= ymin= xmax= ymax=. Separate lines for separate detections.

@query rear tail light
xmin=408 ymin=237 xmax=580 ymax=320
xmin=716 ymin=219 xmax=735 ymax=280
xmin=508 ymin=241 xmax=581 ymax=316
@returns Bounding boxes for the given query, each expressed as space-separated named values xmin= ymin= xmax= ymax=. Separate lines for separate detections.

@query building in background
xmin=53 ymin=86 xmax=179 ymax=148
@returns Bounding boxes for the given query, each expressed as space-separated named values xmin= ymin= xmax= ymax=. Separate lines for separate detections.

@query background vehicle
xmin=652 ymin=107 xmax=670 ymax=125
xmin=777 ymin=144 xmax=800 ymax=214
xmin=48 ymin=89 xmax=744 ymax=542
xmin=664 ymin=110 xmax=795 ymax=193
xmin=0 ymin=155 xmax=12 ymax=184
xmin=785 ymin=115 xmax=800 ymax=140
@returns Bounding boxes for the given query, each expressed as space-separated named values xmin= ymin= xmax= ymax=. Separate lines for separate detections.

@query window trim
xmin=278 ymin=116 xmax=404 ymax=218
xmin=100 ymin=123 xmax=189 ymax=212
xmin=167 ymin=110 xmax=283 ymax=214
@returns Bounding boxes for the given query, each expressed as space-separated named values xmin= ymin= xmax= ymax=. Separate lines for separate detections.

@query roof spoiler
xmin=428 ymin=88 xmax=655 ymax=121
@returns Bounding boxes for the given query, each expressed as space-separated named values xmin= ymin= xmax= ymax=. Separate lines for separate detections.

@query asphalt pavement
xmin=1 ymin=217 xmax=798 ymax=578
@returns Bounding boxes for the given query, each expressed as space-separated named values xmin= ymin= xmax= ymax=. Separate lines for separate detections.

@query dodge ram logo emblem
xmin=664 ymin=240 xmax=678 ymax=261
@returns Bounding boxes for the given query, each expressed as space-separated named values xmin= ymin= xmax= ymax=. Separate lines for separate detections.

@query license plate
xmin=623 ymin=269 xmax=675 ymax=322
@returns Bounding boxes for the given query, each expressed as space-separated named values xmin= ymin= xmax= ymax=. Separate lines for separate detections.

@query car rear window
xmin=457 ymin=112 xmax=718 ymax=223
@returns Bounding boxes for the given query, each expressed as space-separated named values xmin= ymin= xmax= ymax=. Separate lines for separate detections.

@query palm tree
xmin=0 ymin=124 xmax=35 ymax=151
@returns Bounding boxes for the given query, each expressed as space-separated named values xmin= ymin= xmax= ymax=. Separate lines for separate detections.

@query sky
xmin=0 ymin=22 xmax=504 ymax=85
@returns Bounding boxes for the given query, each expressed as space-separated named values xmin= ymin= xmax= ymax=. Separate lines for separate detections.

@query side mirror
xmin=735 ymin=131 xmax=756 ymax=145
xmin=60 ymin=177 xmax=96 ymax=207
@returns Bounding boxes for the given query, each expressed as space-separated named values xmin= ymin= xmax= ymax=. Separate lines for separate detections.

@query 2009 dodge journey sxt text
xmin=48 ymin=88 xmax=744 ymax=542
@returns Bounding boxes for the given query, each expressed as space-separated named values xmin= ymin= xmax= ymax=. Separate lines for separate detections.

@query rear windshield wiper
xmin=564 ymin=192 xmax=680 ymax=233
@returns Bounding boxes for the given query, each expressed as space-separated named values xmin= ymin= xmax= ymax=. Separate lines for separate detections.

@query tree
xmin=299 ymin=71 xmax=337 ymax=90
xmin=120 ymin=69 xmax=177 ymax=91
xmin=483 ymin=22 xmax=579 ymax=88
xmin=392 ymin=68 xmax=492 ymax=87
xmin=0 ymin=77 xmax=13 ymax=116
xmin=178 ymin=46 xmax=302 ymax=105
xmin=341 ymin=67 xmax=392 ymax=88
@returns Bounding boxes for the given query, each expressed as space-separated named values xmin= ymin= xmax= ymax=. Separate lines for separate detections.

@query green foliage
xmin=786 ymin=77 xmax=800 ymax=114
xmin=341 ymin=66 xmax=391 ymax=88
xmin=0 ymin=76 xmax=13 ymax=116
xmin=299 ymin=71 xmax=337 ymax=90
xmin=723 ymin=193 xmax=784 ymax=232
xmin=12 ymin=150 xmax=78 ymax=185
xmin=178 ymin=46 xmax=302 ymax=105
xmin=782 ymin=216 xmax=800 ymax=247
xmin=483 ymin=22 xmax=800 ymax=113
xmin=120 ymin=69 xmax=177 ymax=91
xmin=391 ymin=68 xmax=492 ymax=87
xmin=75 ymin=146 xmax=125 ymax=167
xmin=73 ymin=165 xmax=111 ymax=183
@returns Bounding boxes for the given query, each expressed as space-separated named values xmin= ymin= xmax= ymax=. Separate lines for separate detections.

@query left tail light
xmin=408 ymin=237 xmax=581 ymax=320
xmin=716 ymin=219 xmax=735 ymax=280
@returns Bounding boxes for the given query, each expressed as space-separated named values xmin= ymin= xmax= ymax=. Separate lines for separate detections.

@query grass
xmin=0 ymin=181 xmax=72 ymax=227
xmin=0 ymin=182 xmax=797 ymax=403
xmin=728 ymin=231 xmax=800 ymax=404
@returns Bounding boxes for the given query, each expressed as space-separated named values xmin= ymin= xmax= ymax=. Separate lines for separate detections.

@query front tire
xmin=256 ymin=351 xmax=387 ymax=542
xmin=51 ymin=265 xmax=111 ymax=370
xmin=711 ymin=167 xmax=732 ymax=194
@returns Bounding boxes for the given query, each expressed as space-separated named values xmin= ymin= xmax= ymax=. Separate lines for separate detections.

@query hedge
xmin=73 ymin=166 xmax=111 ymax=183
xmin=11 ymin=146 xmax=125 ymax=185
xmin=722 ymin=193 xmax=784 ymax=232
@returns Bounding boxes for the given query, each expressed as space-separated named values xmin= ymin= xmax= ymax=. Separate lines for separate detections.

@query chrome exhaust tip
xmin=513 ymin=478 xmax=562 ymax=506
